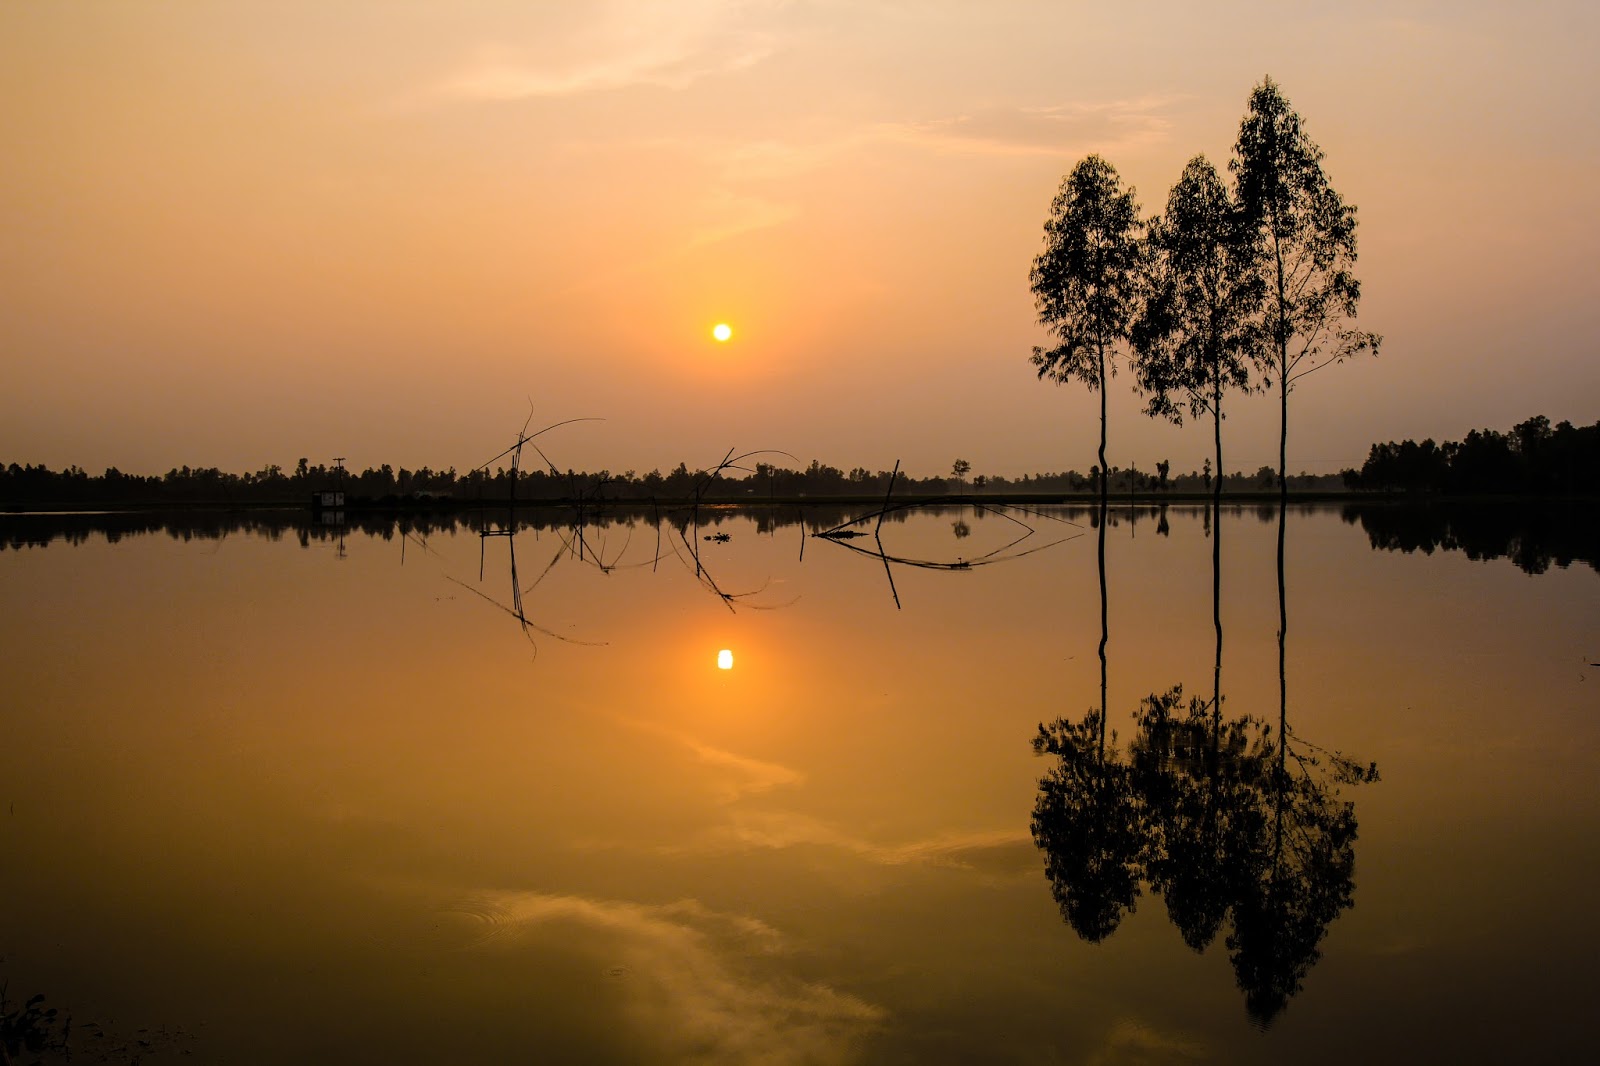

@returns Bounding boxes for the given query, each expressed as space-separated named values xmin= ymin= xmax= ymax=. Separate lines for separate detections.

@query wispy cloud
xmin=673 ymin=809 xmax=1035 ymax=874
xmin=687 ymin=189 xmax=801 ymax=248
xmin=436 ymin=0 xmax=782 ymax=101
xmin=673 ymin=96 xmax=1181 ymax=189
xmin=444 ymin=889 xmax=885 ymax=1064
xmin=1085 ymin=1017 xmax=1208 ymax=1066
xmin=616 ymin=717 xmax=806 ymax=800
xmin=878 ymin=97 xmax=1184 ymax=158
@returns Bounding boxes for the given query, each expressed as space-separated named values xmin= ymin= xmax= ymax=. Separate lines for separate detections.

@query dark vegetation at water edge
xmin=0 ymin=501 xmax=1047 ymax=552
xmin=1342 ymin=416 xmax=1600 ymax=496
xmin=4 ymin=501 xmax=1594 ymax=576
xmin=0 ymin=458 xmax=1347 ymax=510
xmin=1342 ymin=499 xmax=1599 ymax=575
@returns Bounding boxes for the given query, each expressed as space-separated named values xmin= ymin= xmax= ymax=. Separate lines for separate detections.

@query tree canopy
xmin=1133 ymin=154 xmax=1263 ymax=500
xmin=1231 ymin=77 xmax=1379 ymax=493
xmin=1030 ymin=155 xmax=1144 ymax=496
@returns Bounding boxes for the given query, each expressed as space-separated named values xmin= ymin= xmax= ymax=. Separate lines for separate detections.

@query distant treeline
xmin=7 ymin=500 xmax=1592 ymax=575
xmin=1 ymin=456 xmax=1344 ymax=508
xmin=1343 ymin=416 xmax=1599 ymax=495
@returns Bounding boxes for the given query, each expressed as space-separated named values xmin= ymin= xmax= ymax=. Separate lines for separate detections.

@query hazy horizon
xmin=4 ymin=2 xmax=1596 ymax=481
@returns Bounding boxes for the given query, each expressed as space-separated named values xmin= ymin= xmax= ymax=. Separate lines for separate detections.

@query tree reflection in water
xmin=1031 ymin=500 xmax=1379 ymax=1026
xmin=1031 ymin=709 xmax=1145 ymax=943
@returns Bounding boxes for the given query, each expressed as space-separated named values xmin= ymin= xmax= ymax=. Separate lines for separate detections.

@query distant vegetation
xmin=1343 ymin=415 xmax=1600 ymax=495
xmin=0 ymin=456 xmax=1347 ymax=509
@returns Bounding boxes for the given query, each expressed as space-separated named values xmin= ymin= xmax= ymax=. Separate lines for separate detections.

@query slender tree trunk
xmin=1275 ymin=495 xmax=1288 ymax=848
xmin=1207 ymin=489 xmax=1223 ymax=813
xmin=1097 ymin=493 xmax=1108 ymax=756
xmin=1273 ymin=229 xmax=1290 ymax=500
xmin=1279 ymin=369 xmax=1289 ymax=503
xmin=1212 ymin=490 xmax=1222 ymax=722
xmin=1097 ymin=338 xmax=1108 ymax=503
xmin=1213 ymin=377 xmax=1224 ymax=511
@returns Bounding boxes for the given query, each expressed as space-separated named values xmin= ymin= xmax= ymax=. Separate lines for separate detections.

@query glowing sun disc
xmin=712 ymin=323 xmax=732 ymax=342
xmin=717 ymin=649 xmax=734 ymax=670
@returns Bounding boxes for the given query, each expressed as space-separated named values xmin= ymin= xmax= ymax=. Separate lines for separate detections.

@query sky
xmin=3 ymin=1 xmax=1597 ymax=480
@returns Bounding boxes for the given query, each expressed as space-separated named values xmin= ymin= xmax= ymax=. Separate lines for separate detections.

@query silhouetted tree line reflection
xmin=9 ymin=502 xmax=1590 ymax=581
xmin=0 ymin=509 xmax=476 ymax=551
xmin=1032 ymin=499 xmax=1379 ymax=1026
xmin=0 ymin=503 xmax=1014 ymax=553
xmin=1343 ymin=500 xmax=1599 ymax=574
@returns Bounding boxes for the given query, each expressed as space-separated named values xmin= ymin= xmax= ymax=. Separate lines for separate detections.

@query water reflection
xmin=0 ymin=503 xmax=926 ymax=553
xmin=6 ymin=499 xmax=1594 ymax=577
xmin=1032 ymin=499 xmax=1379 ymax=1026
xmin=1343 ymin=500 xmax=1599 ymax=574
xmin=814 ymin=502 xmax=1081 ymax=608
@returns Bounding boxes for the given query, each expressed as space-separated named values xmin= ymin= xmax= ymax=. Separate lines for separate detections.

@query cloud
xmin=435 ymin=0 xmax=782 ymax=101
xmin=717 ymin=135 xmax=868 ymax=181
xmin=1085 ymin=1018 xmax=1208 ymax=1066
xmin=615 ymin=718 xmax=807 ymax=800
xmin=681 ymin=733 xmax=807 ymax=798
xmin=445 ymin=889 xmax=885 ymax=1064
xmin=878 ymin=97 xmax=1184 ymax=158
xmin=687 ymin=98 xmax=1179 ymax=183
xmin=687 ymin=189 xmax=801 ymax=248
xmin=676 ymin=809 xmax=1035 ymax=874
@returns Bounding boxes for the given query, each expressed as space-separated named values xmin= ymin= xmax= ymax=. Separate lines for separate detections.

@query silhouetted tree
xmin=951 ymin=458 xmax=971 ymax=491
xmin=1132 ymin=686 xmax=1262 ymax=952
xmin=1031 ymin=156 xmax=1144 ymax=500
xmin=1032 ymin=710 xmax=1147 ymax=942
xmin=1133 ymin=155 xmax=1263 ymax=504
xmin=1232 ymin=77 xmax=1379 ymax=497
xmin=1345 ymin=417 xmax=1600 ymax=496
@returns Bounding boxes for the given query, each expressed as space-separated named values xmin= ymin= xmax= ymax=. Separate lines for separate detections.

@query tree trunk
xmin=1275 ymin=496 xmax=1288 ymax=853
xmin=1213 ymin=377 xmax=1224 ymax=510
xmin=1273 ymin=227 xmax=1290 ymax=499
xmin=1097 ymin=493 xmax=1108 ymax=756
xmin=1279 ymin=370 xmax=1289 ymax=502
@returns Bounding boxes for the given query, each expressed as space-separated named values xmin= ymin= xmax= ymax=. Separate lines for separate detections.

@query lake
xmin=1 ymin=501 xmax=1596 ymax=1064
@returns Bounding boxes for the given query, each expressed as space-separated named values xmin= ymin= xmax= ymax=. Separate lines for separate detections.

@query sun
xmin=712 ymin=323 xmax=732 ymax=342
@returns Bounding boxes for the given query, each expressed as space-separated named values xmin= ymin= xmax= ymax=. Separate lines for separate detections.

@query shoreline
xmin=4 ymin=490 xmax=1596 ymax=516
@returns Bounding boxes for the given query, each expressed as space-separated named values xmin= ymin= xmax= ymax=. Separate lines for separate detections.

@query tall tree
xmin=1030 ymin=156 xmax=1144 ymax=499
xmin=1133 ymin=155 xmax=1263 ymax=504
xmin=1231 ymin=77 xmax=1380 ymax=497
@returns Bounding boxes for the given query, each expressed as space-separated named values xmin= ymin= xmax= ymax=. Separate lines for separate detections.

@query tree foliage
xmin=1030 ymin=155 xmax=1143 ymax=492
xmin=1032 ymin=684 xmax=1378 ymax=1025
xmin=1231 ymin=77 xmax=1379 ymax=491
xmin=1345 ymin=416 xmax=1600 ymax=495
xmin=1133 ymin=154 xmax=1263 ymax=497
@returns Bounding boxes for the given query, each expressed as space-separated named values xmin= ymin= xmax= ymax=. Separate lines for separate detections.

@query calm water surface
xmin=1 ymin=503 xmax=1596 ymax=1063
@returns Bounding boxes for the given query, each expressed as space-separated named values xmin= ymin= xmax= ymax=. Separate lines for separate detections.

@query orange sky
xmin=3 ymin=1 xmax=1596 ymax=479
